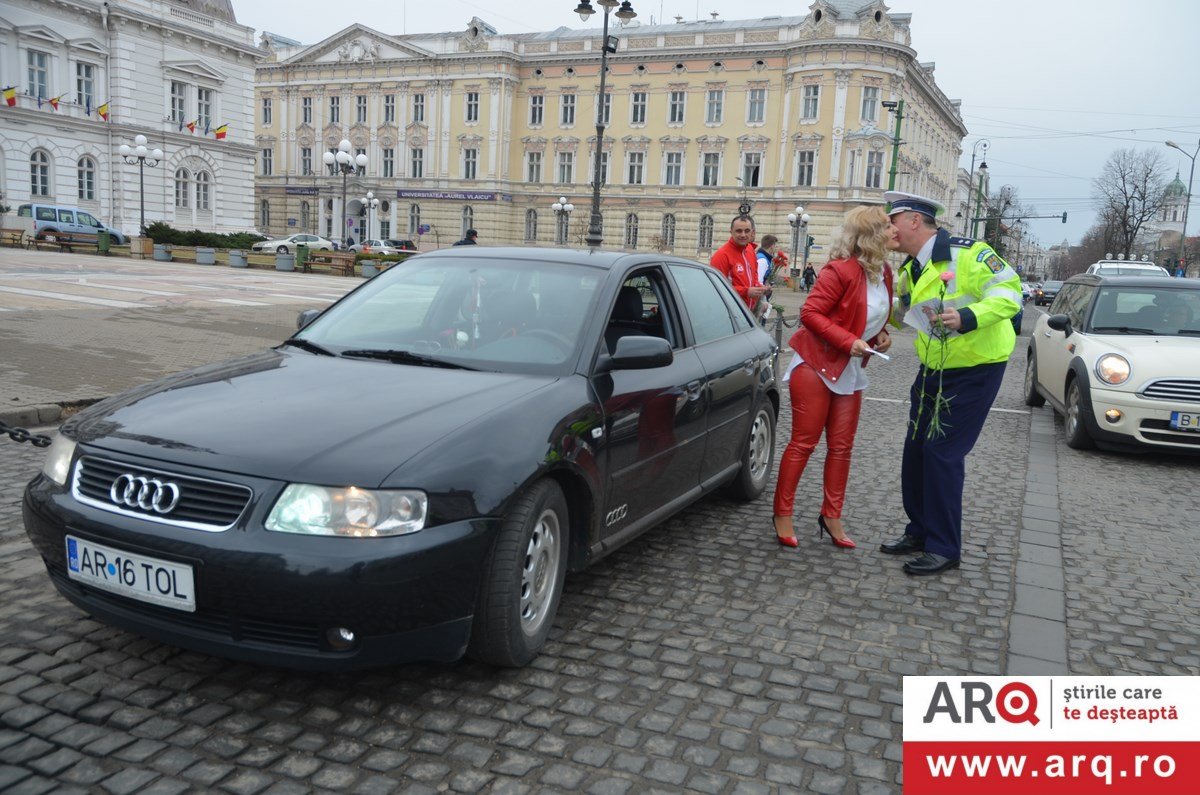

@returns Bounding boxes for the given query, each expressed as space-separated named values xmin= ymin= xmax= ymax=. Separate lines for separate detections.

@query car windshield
xmin=1088 ymin=287 xmax=1200 ymax=336
xmin=296 ymin=254 xmax=604 ymax=374
xmin=1043 ymin=281 xmax=1063 ymax=290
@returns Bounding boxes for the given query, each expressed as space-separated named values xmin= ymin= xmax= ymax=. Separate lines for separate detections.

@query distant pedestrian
xmin=756 ymin=234 xmax=779 ymax=285
xmin=802 ymin=264 xmax=816 ymax=292
xmin=454 ymin=229 xmax=479 ymax=246
xmin=709 ymin=215 xmax=766 ymax=313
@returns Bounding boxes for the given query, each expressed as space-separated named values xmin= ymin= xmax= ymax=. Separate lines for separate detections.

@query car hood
xmin=67 ymin=349 xmax=556 ymax=486
xmin=1083 ymin=334 xmax=1200 ymax=384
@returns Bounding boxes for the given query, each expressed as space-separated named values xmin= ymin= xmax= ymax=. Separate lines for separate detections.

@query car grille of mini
xmin=1140 ymin=379 xmax=1200 ymax=403
xmin=73 ymin=455 xmax=252 ymax=532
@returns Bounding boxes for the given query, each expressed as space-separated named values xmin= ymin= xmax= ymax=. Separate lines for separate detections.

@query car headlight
xmin=41 ymin=434 xmax=77 ymax=486
xmin=1095 ymin=353 xmax=1131 ymax=385
xmin=265 ymin=484 xmax=427 ymax=537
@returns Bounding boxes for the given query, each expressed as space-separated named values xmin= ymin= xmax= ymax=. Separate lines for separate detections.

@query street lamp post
xmin=881 ymin=99 xmax=905 ymax=191
xmin=323 ymin=138 xmax=367 ymax=248
xmin=574 ymin=0 xmax=637 ymax=248
xmin=963 ymin=139 xmax=989 ymax=236
xmin=551 ymin=196 xmax=575 ymax=245
xmin=786 ymin=205 xmax=811 ymax=292
xmin=360 ymin=190 xmax=379 ymax=244
xmin=1166 ymin=138 xmax=1198 ymax=273
xmin=970 ymin=161 xmax=989 ymax=239
xmin=117 ymin=134 xmax=164 ymax=236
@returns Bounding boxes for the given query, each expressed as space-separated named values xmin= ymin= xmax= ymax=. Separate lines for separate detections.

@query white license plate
xmin=65 ymin=535 xmax=195 ymax=612
xmin=1170 ymin=412 xmax=1200 ymax=432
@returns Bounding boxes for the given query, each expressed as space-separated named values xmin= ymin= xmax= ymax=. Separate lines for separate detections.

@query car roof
xmin=1065 ymin=273 xmax=1200 ymax=290
xmin=415 ymin=246 xmax=708 ymax=271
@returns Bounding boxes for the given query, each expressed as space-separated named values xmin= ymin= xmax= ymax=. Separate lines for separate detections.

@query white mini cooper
xmin=1025 ymin=274 xmax=1200 ymax=453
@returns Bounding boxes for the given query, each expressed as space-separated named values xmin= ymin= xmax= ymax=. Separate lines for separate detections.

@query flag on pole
xmin=49 ymin=94 xmax=65 ymax=111
xmin=97 ymin=102 xmax=110 ymax=121
xmin=85 ymin=98 xmax=91 ymax=116
xmin=37 ymin=95 xmax=43 ymax=108
xmin=186 ymin=120 xmax=197 ymax=134
xmin=214 ymin=124 xmax=228 ymax=140
xmin=177 ymin=116 xmax=184 ymax=131
xmin=3 ymin=87 xmax=17 ymax=107
xmin=204 ymin=119 xmax=210 ymax=135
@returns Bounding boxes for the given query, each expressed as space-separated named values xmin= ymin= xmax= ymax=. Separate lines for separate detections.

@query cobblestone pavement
xmin=1 ymin=284 xmax=1197 ymax=792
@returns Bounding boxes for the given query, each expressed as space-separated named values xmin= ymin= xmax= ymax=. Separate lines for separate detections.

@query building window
xmin=529 ymin=94 xmax=544 ymax=126
xmin=382 ymin=148 xmax=394 ymax=178
xmin=262 ymin=97 xmax=272 ymax=125
xmin=27 ymin=50 xmax=49 ymax=98
xmin=862 ymin=86 xmax=879 ymax=123
xmin=561 ymin=94 xmax=576 ymax=126
xmin=747 ymin=88 xmax=766 ymax=124
xmin=30 ymin=151 xmax=50 ymax=196
xmin=742 ymin=152 xmax=762 ymax=188
xmin=600 ymin=93 xmax=611 ymax=126
xmin=668 ymin=91 xmax=686 ymax=124
xmin=300 ymin=147 xmax=312 ymax=176
xmin=171 ymin=81 xmax=188 ymax=124
xmin=462 ymin=206 xmax=474 ymax=237
xmin=802 ymin=85 xmax=819 ymax=120
xmin=527 ymin=151 xmax=542 ymax=183
xmin=866 ymin=150 xmax=884 ymax=188
xmin=466 ymin=91 xmax=479 ymax=123
xmin=698 ymin=215 xmax=714 ymax=248
xmin=196 ymin=171 xmax=210 ymax=210
xmin=665 ymin=152 xmax=682 ymax=186
xmin=463 ymin=148 xmax=478 ymax=181
xmin=702 ymin=152 xmax=720 ymax=186
xmin=301 ymin=96 xmax=312 ymax=124
xmin=630 ymin=91 xmax=647 ymax=125
xmin=661 ymin=214 xmax=676 ymax=248
xmin=384 ymin=95 xmax=395 ymax=123
xmin=300 ymin=201 xmax=310 ymax=230
xmin=197 ymin=88 xmax=213 ymax=130
xmin=411 ymin=148 xmax=424 ymax=178
xmin=409 ymin=204 xmax=421 ymax=235
xmin=627 ymin=151 xmax=645 ymax=185
xmin=260 ymin=200 xmax=270 ymax=229
xmin=412 ymin=93 xmax=425 ymax=123
xmin=76 ymin=157 xmax=96 ymax=200
xmin=706 ymin=90 xmax=723 ymax=124
xmin=797 ymin=150 xmax=815 ymax=186
xmin=597 ymin=152 xmax=609 ymax=186
xmin=261 ymin=149 xmax=273 ymax=176
xmin=624 ymin=213 xmax=639 ymax=248
xmin=557 ymin=151 xmax=574 ymax=184
xmin=525 ymin=208 xmax=538 ymax=242
xmin=329 ymin=96 xmax=340 ymax=124
xmin=356 ymin=95 xmax=367 ymax=123
xmin=556 ymin=208 xmax=569 ymax=244
xmin=174 ymin=169 xmax=190 ymax=208
xmin=76 ymin=62 xmax=95 ymax=108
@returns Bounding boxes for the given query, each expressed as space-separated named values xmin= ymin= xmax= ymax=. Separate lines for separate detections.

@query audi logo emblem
xmin=109 ymin=474 xmax=181 ymax=514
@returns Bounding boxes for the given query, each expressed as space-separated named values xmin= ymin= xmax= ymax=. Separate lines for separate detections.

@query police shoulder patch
xmin=948 ymin=236 xmax=975 ymax=248
xmin=985 ymin=254 xmax=1005 ymax=273
xmin=975 ymin=246 xmax=997 ymax=262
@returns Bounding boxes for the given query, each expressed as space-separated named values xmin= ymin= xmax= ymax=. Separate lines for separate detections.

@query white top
xmin=785 ymin=274 xmax=890 ymax=394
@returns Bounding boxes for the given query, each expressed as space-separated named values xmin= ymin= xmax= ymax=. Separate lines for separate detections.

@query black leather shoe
xmin=880 ymin=534 xmax=923 ymax=555
xmin=903 ymin=552 xmax=960 ymax=576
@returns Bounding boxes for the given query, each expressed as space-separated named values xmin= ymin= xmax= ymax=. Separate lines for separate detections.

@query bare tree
xmin=1092 ymin=148 xmax=1168 ymax=259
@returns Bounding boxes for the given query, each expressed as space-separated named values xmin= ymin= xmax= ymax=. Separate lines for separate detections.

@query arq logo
xmin=923 ymin=680 xmax=1040 ymax=725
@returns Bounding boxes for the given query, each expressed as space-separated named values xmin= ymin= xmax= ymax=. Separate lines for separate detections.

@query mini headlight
xmin=41 ymin=434 xmax=77 ymax=486
xmin=266 ymin=484 xmax=427 ymax=537
xmin=1095 ymin=354 xmax=1131 ymax=385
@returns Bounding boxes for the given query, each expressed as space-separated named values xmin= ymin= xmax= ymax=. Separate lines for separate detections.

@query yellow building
xmin=254 ymin=3 xmax=967 ymax=261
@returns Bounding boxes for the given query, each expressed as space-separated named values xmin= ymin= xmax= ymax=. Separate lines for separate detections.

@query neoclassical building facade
xmin=254 ymin=2 xmax=967 ymax=258
xmin=0 ymin=0 xmax=260 ymax=238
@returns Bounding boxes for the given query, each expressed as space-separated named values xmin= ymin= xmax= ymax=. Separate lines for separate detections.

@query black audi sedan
xmin=24 ymin=248 xmax=779 ymax=669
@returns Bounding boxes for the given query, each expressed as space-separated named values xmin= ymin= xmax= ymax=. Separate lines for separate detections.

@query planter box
xmin=196 ymin=247 xmax=216 ymax=265
xmin=360 ymin=261 xmax=380 ymax=278
xmin=152 ymin=243 xmax=172 ymax=262
xmin=275 ymin=253 xmax=295 ymax=271
xmin=131 ymin=237 xmax=153 ymax=259
xmin=229 ymin=250 xmax=247 ymax=268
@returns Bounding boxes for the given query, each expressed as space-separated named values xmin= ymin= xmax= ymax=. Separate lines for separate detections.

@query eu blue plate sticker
xmin=67 ymin=538 xmax=79 ymax=572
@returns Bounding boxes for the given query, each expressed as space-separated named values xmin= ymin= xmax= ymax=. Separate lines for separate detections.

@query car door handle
xmin=742 ymin=358 xmax=755 ymax=374
xmin=685 ymin=379 xmax=704 ymax=400
xmin=1043 ymin=331 xmax=1052 ymax=337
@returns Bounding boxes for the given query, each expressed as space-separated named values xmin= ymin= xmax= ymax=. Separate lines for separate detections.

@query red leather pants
xmin=773 ymin=362 xmax=864 ymax=519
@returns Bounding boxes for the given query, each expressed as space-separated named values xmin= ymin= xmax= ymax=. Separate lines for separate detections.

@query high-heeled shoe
xmin=817 ymin=515 xmax=856 ymax=549
xmin=773 ymin=516 xmax=799 ymax=548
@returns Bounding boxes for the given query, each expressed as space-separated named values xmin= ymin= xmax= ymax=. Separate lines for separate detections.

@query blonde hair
xmin=827 ymin=205 xmax=890 ymax=284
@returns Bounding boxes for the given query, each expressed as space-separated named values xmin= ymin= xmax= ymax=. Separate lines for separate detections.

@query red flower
xmin=773 ymin=251 xmax=789 ymax=266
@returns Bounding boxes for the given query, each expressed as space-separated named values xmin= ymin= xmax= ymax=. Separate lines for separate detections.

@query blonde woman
xmin=772 ymin=206 xmax=898 ymax=549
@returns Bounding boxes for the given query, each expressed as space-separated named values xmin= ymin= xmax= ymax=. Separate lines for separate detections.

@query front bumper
xmin=23 ymin=474 xmax=499 ymax=670
xmin=1086 ymin=387 xmax=1200 ymax=452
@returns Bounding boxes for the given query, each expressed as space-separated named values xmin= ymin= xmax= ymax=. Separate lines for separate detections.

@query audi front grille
xmin=1140 ymin=379 xmax=1200 ymax=403
xmin=72 ymin=456 xmax=252 ymax=531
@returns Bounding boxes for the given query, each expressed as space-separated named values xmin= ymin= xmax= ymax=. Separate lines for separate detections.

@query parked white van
xmin=15 ymin=203 xmax=127 ymax=245
xmin=1085 ymin=259 xmax=1170 ymax=277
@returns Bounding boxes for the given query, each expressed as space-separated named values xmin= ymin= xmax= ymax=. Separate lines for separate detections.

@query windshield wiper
xmin=280 ymin=338 xmax=335 ymax=356
xmin=1090 ymin=326 xmax=1155 ymax=334
xmin=1176 ymin=329 xmax=1200 ymax=336
xmin=340 ymin=349 xmax=477 ymax=370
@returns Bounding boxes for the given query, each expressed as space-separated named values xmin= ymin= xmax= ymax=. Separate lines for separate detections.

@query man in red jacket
xmin=710 ymin=215 xmax=767 ymax=312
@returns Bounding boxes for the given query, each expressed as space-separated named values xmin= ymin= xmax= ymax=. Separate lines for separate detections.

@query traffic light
xmin=806 ymin=235 xmax=815 ymax=248
xmin=1061 ymin=212 xmax=1068 ymax=224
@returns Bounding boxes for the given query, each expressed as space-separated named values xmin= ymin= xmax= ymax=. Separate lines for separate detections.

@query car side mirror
xmin=296 ymin=308 xmax=321 ymax=330
xmin=1046 ymin=314 xmax=1072 ymax=335
xmin=599 ymin=336 xmax=673 ymax=372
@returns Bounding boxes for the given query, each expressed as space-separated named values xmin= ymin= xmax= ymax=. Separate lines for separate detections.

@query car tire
xmin=1023 ymin=350 xmax=1046 ymax=407
xmin=726 ymin=401 xmax=776 ymax=501
xmin=468 ymin=479 xmax=568 ymax=667
xmin=277 ymin=245 xmax=289 ymax=254
xmin=1064 ymin=378 xmax=1094 ymax=450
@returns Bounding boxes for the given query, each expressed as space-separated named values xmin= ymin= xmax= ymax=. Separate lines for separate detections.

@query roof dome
xmin=1165 ymin=171 xmax=1187 ymax=197
xmin=172 ymin=0 xmax=236 ymax=23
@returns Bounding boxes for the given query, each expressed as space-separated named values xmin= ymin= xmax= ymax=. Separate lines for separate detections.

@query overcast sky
xmin=232 ymin=0 xmax=1200 ymax=248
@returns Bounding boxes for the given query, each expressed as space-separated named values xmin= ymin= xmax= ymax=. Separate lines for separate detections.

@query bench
xmin=0 ymin=228 xmax=25 ymax=248
xmin=29 ymin=232 xmax=101 ymax=253
xmin=306 ymin=250 xmax=357 ymax=276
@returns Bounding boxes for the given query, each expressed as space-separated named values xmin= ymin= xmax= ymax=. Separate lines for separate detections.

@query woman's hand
xmin=849 ymin=339 xmax=870 ymax=358
xmin=873 ymin=329 xmax=892 ymax=354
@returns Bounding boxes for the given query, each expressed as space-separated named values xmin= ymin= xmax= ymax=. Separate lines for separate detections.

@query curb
xmin=1 ymin=399 xmax=102 ymax=429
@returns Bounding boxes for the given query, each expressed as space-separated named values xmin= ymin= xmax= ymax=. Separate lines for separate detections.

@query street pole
xmin=883 ymin=99 xmax=905 ymax=191
xmin=970 ymin=168 xmax=988 ymax=239
xmin=963 ymin=140 xmax=989 ymax=236
xmin=786 ymin=205 xmax=810 ymax=292
xmin=118 ymin=134 xmax=162 ymax=239
xmin=1166 ymin=138 xmax=1198 ymax=273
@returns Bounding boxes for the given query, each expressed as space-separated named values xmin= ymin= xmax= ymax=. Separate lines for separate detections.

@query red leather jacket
xmin=709 ymin=239 xmax=760 ymax=309
xmin=789 ymin=257 xmax=894 ymax=385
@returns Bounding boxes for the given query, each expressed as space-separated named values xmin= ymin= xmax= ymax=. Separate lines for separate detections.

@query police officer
xmin=880 ymin=191 xmax=1022 ymax=576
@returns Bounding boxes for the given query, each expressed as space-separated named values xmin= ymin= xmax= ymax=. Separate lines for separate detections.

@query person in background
xmin=772 ymin=206 xmax=896 ymax=550
xmin=802 ymin=263 xmax=817 ymax=292
xmin=709 ymin=215 xmax=767 ymax=313
xmin=756 ymin=234 xmax=779 ymax=285
xmin=454 ymin=229 xmax=479 ymax=246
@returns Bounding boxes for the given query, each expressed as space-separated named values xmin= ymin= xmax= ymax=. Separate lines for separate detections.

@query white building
xmin=0 ymin=0 xmax=261 ymax=237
